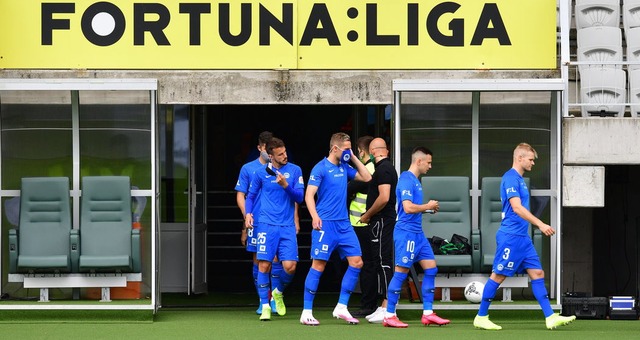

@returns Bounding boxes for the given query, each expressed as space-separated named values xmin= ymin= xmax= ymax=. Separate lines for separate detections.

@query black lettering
xmin=366 ymin=4 xmax=400 ymax=46
xmin=42 ymin=3 xmax=74 ymax=45
xmin=471 ymin=3 xmax=511 ymax=45
xmin=300 ymin=4 xmax=340 ymax=46
xmin=366 ymin=4 xmax=399 ymax=45
xmin=259 ymin=4 xmax=293 ymax=46
xmin=407 ymin=3 xmax=418 ymax=46
xmin=219 ymin=3 xmax=252 ymax=46
xmin=134 ymin=3 xmax=171 ymax=46
xmin=179 ymin=3 xmax=211 ymax=46
xmin=427 ymin=2 xmax=463 ymax=47
xmin=81 ymin=2 xmax=125 ymax=46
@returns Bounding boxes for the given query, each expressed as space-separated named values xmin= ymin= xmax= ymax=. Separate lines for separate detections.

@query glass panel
xmin=78 ymin=90 xmax=152 ymax=190
xmin=399 ymin=92 xmax=472 ymax=175
xmin=0 ymin=90 xmax=72 ymax=189
xmin=159 ymin=105 xmax=189 ymax=223
xmin=479 ymin=92 xmax=552 ymax=189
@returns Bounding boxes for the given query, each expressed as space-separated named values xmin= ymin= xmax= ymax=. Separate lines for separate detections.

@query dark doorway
xmin=593 ymin=165 xmax=640 ymax=298
xmin=204 ymin=104 xmax=388 ymax=295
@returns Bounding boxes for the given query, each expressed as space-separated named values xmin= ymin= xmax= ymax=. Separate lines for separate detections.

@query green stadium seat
xmin=422 ymin=176 xmax=479 ymax=273
xmin=8 ymin=177 xmax=78 ymax=273
xmin=79 ymin=176 xmax=141 ymax=273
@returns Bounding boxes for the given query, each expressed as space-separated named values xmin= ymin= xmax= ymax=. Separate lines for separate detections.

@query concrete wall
xmin=563 ymin=165 xmax=604 ymax=207
xmin=0 ymin=69 xmax=559 ymax=104
xmin=563 ymin=117 xmax=640 ymax=165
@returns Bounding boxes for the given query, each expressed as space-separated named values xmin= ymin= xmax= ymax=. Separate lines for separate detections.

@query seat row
xmin=575 ymin=1 xmax=640 ymax=117
xmin=575 ymin=0 xmax=640 ymax=32
xmin=8 ymin=176 xmax=141 ymax=274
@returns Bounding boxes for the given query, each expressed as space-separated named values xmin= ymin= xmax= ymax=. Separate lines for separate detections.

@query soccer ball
xmin=464 ymin=281 xmax=485 ymax=303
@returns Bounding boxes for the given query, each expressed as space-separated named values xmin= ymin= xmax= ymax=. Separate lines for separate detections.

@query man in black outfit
xmin=347 ymin=136 xmax=376 ymax=318
xmin=355 ymin=137 xmax=398 ymax=323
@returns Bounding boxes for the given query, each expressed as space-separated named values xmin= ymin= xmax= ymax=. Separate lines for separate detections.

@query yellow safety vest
xmin=349 ymin=161 xmax=375 ymax=227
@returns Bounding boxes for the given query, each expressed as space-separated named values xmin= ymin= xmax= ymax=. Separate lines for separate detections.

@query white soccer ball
xmin=464 ymin=281 xmax=485 ymax=303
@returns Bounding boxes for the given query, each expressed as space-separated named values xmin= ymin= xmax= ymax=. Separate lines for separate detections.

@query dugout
xmin=0 ymin=79 xmax=159 ymax=314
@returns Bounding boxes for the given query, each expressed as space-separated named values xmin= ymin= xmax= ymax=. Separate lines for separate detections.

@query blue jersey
xmin=500 ymin=168 xmax=530 ymax=236
xmin=308 ymin=158 xmax=357 ymax=221
xmin=247 ymin=162 xmax=304 ymax=226
xmin=234 ymin=158 xmax=264 ymax=224
xmin=395 ymin=170 xmax=423 ymax=233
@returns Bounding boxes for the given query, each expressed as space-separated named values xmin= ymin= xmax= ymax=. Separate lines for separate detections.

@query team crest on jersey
xmin=283 ymin=172 xmax=290 ymax=178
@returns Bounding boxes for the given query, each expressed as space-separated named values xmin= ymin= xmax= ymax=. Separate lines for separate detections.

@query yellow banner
xmin=0 ymin=1 xmax=556 ymax=69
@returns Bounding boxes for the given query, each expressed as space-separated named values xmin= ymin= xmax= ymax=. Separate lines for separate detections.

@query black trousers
xmin=356 ymin=216 xmax=395 ymax=310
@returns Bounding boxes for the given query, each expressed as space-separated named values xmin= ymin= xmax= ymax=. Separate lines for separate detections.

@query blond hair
xmin=513 ymin=143 xmax=538 ymax=159
xmin=329 ymin=132 xmax=351 ymax=150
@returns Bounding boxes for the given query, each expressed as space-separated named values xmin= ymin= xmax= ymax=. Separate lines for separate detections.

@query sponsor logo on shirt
xmin=506 ymin=187 xmax=516 ymax=194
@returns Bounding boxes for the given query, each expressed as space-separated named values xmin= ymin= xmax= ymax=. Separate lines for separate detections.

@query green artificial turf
xmin=0 ymin=307 xmax=637 ymax=340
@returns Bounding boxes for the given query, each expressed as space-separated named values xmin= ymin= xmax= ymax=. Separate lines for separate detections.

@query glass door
xmin=189 ymin=106 xmax=207 ymax=294
xmin=159 ymin=105 xmax=207 ymax=295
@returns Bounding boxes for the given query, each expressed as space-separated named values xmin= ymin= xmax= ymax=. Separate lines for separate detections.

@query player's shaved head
xmin=513 ymin=143 xmax=537 ymax=160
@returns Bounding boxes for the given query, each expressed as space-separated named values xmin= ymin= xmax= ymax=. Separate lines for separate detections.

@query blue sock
xmin=386 ymin=271 xmax=408 ymax=314
xmin=304 ymin=268 xmax=322 ymax=310
xmin=257 ymin=271 xmax=270 ymax=305
xmin=338 ymin=266 xmax=361 ymax=306
xmin=271 ymin=261 xmax=283 ymax=293
xmin=531 ymin=278 xmax=554 ymax=317
xmin=422 ymin=267 xmax=438 ymax=311
xmin=278 ymin=270 xmax=294 ymax=292
xmin=478 ymin=278 xmax=500 ymax=317
xmin=252 ymin=263 xmax=259 ymax=298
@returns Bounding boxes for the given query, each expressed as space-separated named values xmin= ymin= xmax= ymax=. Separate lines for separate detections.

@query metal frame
xmin=0 ymin=78 xmax=158 ymax=311
xmin=392 ymin=78 xmax=564 ymax=309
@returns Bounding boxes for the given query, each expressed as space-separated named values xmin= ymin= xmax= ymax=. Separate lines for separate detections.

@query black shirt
xmin=365 ymin=157 xmax=397 ymax=219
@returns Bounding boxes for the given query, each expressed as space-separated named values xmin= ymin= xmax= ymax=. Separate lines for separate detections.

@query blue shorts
xmin=310 ymin=220 xmax=361 ymax=261
xmin=492 ymin=230 xmax=541 ymax=276
xmin=246 ymin=225 xmax=258 ymax=253
xmin=256 ymin=223 xmax=299 ymax=262
xmin=393 ymin=228 xmax=434 ymax=268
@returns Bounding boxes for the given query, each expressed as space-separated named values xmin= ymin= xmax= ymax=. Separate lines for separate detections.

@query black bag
xmin=429 ymin=236 xmax=445 ymax=255
xmin=450 ymin=233 xmax=471 ymax=255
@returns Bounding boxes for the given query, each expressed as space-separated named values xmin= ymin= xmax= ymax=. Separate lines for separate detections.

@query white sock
xmin=335 ymin=303 xmax=347 ymax=310
xmin=384 ymin=312 xmax=396 ymax=318
xmin=273 ymin=287 xmax=282 ymax=295
xmin=423 ymin=310 xmax=433 ymax=315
